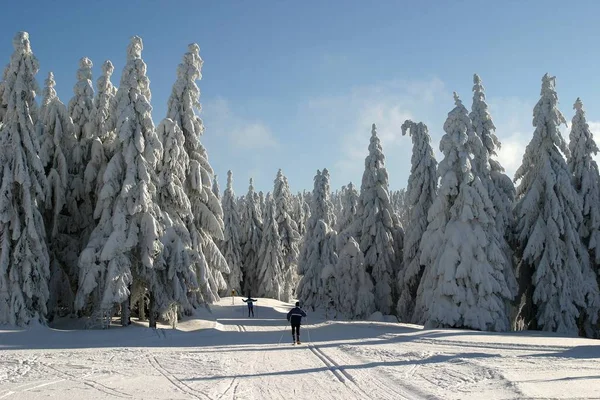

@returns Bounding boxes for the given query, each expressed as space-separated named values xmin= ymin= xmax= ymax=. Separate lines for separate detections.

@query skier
xmin=287 ymin=302 xmax=307 ymax=344
xmin=242 ymin=295 xmax=257 ymax=317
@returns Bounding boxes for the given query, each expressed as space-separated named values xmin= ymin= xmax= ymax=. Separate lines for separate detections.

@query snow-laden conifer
xmin=240 ymin=179 xmax=262 ymax=296
xmin=38 ymin=73 xmax=78 ymax=318
xmin=85 ymin=60 xmax=117 ymax=219
xmin=273 ymin=169 xmax=301 ymax=302
xmin=352 ymin=124 xmax=401 ymax=315
xmin=66 ymin=58 xmax=96 ymax=268
xmin=396 ymin=120 xmax=437 ymax=322
xmin=256 ymin=194 xmax=285 ymax=299
xmin=568 ymin=98 xmax=600 ymax=336
xmin=514 ymin=76 xmax=599 ymax=334
xmin=415 ymin=94 xmax=515 ymax=331
xmin=154 ymin=118 xmax=198 ymax=318
xmin=297 ymin=169 xmax=337 ymax=310
xmin=222 ymin=171 xmax=243 ymax=293
xmin=335 ymin=182 xmax=358 ymax=236
xmin=166 ymin=43 xmax=228 ymax=304
xmin=0 ymin=32 xmax=50 ymax=325
xmin=334 ymin=235 xmax=375 ymax=319
xmin=212 ymin=175 xmax=220 ymax=200
xmin=470 ymin=74 xmax=517 ymax=299
xmin=75 ymin=37 xmax=164 ymax=326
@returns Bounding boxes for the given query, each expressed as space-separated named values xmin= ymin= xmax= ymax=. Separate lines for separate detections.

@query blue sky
xmin=2 ymin=1 xmax=600 ymax=195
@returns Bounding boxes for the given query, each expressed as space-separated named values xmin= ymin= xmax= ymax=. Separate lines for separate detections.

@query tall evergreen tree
xmin=396 ymin=120 xmax=437 ymax=322
xmin=85 ymin=60 xmax=117 ymax=220
xmin=212 ymin=175 xmax=220 ymax=200
xmin=569 ymin=98 xmax=600 ymax=336
xmin=256 ymin=194 xmax=285 ymax=299
xmin=75 ymin=36 xmax=164 ymax=326
xmin=273 ymin=169 xmax=301 ymax=302
xmin=514 ymin=75 xmax=599 ymax=334
xmin=240 ymin=178 xmax=262 ymax=296
xmin=166 ymin=43 xmax=228 ymax=304
xmin=352 ymin=124 xmax=401 ymax=315
xmin=222 ymin=170 xmax=243 ymax=294
xmin=155 ymin=118 xmax=198 ymax=321
xmin=470 ymin=74 xmax=518 ymax=299
xmin=335 ymin=182 xmax=358 ymax=235
xmin=415 ymin=93 xmax=514 ymax=331
xmin=38 ymin=73 xmax=78 ymax=319
xmin=297 ymin=169 xmax=337 ymax=310
xmin=0 ymin=32 xmax=50 ymax=325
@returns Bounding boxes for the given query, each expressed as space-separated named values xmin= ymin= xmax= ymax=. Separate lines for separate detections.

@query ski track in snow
xmin=1 ymin=298 xmax=600 ymax=399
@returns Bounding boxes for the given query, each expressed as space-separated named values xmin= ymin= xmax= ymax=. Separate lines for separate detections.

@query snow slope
xmin=1 ymin=298 xmax=599 ymax=399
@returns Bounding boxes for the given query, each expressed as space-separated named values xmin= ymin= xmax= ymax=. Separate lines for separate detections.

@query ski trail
xmin=41 ymin=362 xmax=131 ymax=398
xmin=146 ymin=354 xmax=212 ymax=400
xmin=307 ymin=345 xmax=346 ymax=383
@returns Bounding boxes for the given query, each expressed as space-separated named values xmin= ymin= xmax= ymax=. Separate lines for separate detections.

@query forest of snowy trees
xmin=1 ymin=32 xmax=599 ymax=338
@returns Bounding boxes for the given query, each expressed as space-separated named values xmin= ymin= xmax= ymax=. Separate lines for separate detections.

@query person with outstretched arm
xmin=242 ymin=295 xmax=257 ymax=317
xmin=287 ymin=302 xmax=307 ymax=344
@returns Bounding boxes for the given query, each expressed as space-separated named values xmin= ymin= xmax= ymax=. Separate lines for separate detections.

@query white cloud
xmin=202 ymin=98 xmax=278 ymax=150
xmin=306 ymin=78 xmax=449 ymax=188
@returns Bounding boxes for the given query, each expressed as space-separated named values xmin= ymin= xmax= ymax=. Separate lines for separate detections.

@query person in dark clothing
xmin=287 ymin=302 xmax=307 ymax=344
xmin=242 ymin=296 xmax=257 ymax=317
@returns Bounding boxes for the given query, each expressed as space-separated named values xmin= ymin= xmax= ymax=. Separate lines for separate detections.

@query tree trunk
xmin=138 ymin=297 xmax=146 ymax=321
xmin=120 ymin=296 xmax=131 ymax=326
xmin=149 ymin=291 xmax=156 ymax=329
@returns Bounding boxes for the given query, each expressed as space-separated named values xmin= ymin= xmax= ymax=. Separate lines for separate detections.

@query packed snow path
xmin=1 ymin=298 xmax=599 ymax=399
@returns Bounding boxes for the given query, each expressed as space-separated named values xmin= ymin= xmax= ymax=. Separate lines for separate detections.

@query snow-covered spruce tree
xmin=222 ymin=171 xmax=243 ymax=293
xmin=256 ymin=194 xmax=284 ymax=299
xmin=85 ymin=60 xmax=117 ymax=220
xmin=212 ymin=175 xmax=220 ymax=200
xmin=258 ymin=191 xmax=266 ymax=225
xmin=0 ymin=32 xmax=50 ymax=326
xmin=166 ymin=43 xmax=228 ymax=305
xmin=38 ymin=72 xmax=79 ymax=319
xmin=568 ymin=98 xmax=600 ymax=336
xmin=514 ymin=75 xmax=600 ymax=334
xmin=470 ymin=74 xmax=518 ymax=300
xmin=351 ymin=124 xmax=402 ymax=315
xmin=396 ymin=120 xmax=437 ymax=322
xmin=155 ymin=118 xmax=199 ymax=322
xmin=64 ymin=58 xmax=97 ymax=287
xmin=75 ymin=36 xmax=164 ymax=326
xmin=240 ymin=179 xmax=262 ymax=296
xmin=414 ymin=93 xmax=514 ymax=331
xmin=334 ymin=234 xmax=375 ymax=319
xmin=273 ymin=169 xmax=301 ymax=302
xmin=335 ymin=182 xmax=358 ymax=235
xmin=297 ymin=169 xmax=338 ymax=310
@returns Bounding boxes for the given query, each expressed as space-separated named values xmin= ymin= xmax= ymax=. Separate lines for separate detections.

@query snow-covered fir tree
xmin=396 ymin=120 xmax=437 ymax=322
xmin=212 ymin=175 xmax=220 ymax=200
xmin=222 ymin=170 xmax=243 ymax=294
xmin=154 ymin=118 xmax=198 ymax=321
xmin=415 ymin=93 xmax=515 ymax=331
xmin=240 ymin=179 xmax=262 ymax=296
xmin=258 ymin=191 xmax=266 ymax=225
xmin=75 ymin=36 xmax=164 ymax=326
xmin=256 ymin=194 xmax=285 ymax=299
xmin=568 ymin=98 xmax=600 ymax=336
xmin=166 ymin=43 xmax=228 ymax=305
xmin=333 ymin=234 xmax=375 ymax=319
xmin=351 ymin=124 xmax=402 ymax=315
xmin=85 ymin=60 xmax=117 ymax=220
xmin=514 ymin=75 xmax=599 ymax=334
xmin=335 ymin=182 xmax=358 ymax=235
xmin=66 ymin=57 xmax=97 ymax=282
xmin=273 ymin=169 xmax=301 ymax=302
xmin=38 ymin=72 xmax=78 ymax=319
xmin=391 ymin=189 xmax=410 ymax=230
xmin=297 ymin=169 xmax=338 ymax=310
xmin=0 ymin=32 xmax=50 ymax=325
xmin=470 ymin=74 xmax=517 ymax=299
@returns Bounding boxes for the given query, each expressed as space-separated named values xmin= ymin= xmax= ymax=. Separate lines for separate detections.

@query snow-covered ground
xmin=1 ymin=297 xmax=599 ymax=399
